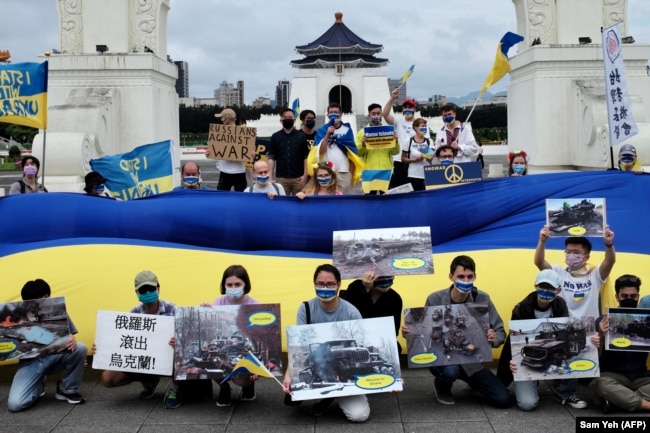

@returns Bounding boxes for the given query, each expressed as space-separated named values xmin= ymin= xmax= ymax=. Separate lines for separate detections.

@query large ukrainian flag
xmin=0 ymin=61 xmax=48 ymax=129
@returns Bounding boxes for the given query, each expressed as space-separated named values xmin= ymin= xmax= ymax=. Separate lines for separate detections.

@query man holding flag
xmin=434 ymin=103 xmax=479 ymax=163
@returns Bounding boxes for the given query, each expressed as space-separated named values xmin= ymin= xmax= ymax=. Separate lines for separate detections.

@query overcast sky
xmin=2 ymin=1 xmax=649 ymax=104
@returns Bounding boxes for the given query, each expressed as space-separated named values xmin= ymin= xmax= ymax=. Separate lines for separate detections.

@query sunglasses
xmin=136 ymin=285 xmax=157 ymax=295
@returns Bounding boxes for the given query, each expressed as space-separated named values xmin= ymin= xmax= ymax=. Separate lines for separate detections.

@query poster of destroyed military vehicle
xmin=403 ymin=304 xmax=492 ymax=368
xmin=173 ymin=304 xmax=282 ymax=381
xmin=606 ymin=307 xmax=650 ymax=353
xmin=545 ymin=198 xmax=606 ymax=237
xmin=286 ymin=317 xmax=402 ymax=401
xmin=0 ymin=297 xmax=71 ymax=361
xmin=332 ymin=226 xmax=433 ymax=280
xmin=509 ymin=317 xmax=599 ymax=381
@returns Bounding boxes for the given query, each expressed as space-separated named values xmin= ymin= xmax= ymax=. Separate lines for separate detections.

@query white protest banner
xmin=92 ymin=310 xmax=174 ymax=376
xmin=602 ymin=23 xmax=638 ymax=146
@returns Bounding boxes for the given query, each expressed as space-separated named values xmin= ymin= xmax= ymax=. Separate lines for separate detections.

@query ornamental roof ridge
xmin=294 ymin=12 xmax=383 ymax=54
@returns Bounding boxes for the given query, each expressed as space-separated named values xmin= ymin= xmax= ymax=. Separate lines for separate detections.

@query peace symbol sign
xmin=444 ymin=164 xmax=464 ymax=183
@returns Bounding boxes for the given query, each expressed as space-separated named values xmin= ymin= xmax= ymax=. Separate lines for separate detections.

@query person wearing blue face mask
xmin=314 ymin=102 xmax=360 ymax=194
xmin=244 ymin=160 xmax=285 ymax=199
xmin=508 ymin=151 xmax=528 ymax=177
xmin=496 ymin=269 xmax=574 ymax=411
xmin=435 ymin=145 xmax=457 ymax=165
xmin=617 ymin=143 xmax=644 ymax=174
xmin=402 ymin=255 xmax=512 ymax=408
xmin=434 ymin=103 xmax=479 ymax=163
xmin=340 ymin=271 xmax=403 ymax=352
xmin=383 ymin=89 xmax=417 ymax=189
xmin=296 ymin=161 xmax=341 ymax=199
xmin=283 ymin=264 xmax=370 ymax=422
xmin=93 ymin=270 xmax=182 ymax=408
xmin=83 ymin=171 xmax=114 ymax=197
xmin=205 ymin=265 xmax=260 ymax=406
xmin=173 ymin=161 xmax=211 ymax=191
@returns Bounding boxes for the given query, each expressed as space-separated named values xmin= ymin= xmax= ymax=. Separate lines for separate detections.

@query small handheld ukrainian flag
xmin=221 ymin=351 xmax=284 ymax=389
xmin=291 ymin=98 xmax=300 ymax=118
xmin=480 ymin=32 xmax=524 ymax=96
xmin=398 ymin=65 xmax=415 ymax=89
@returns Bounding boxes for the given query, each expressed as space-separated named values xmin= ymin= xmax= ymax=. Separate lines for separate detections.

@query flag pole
xmin=464 ymin=93 xmax=483 ymax=126
xmin=248 ymin=350 xmax=285 ymax=388
xmin=40 ymin=51 xmax=50 ymax=190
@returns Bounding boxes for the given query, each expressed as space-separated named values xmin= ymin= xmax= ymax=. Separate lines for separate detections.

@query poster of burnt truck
xmin=286 ymin=317 xmax=402 ymax=401
xmin=545 ymin=198 xmax=606 ymax=237
xmin=403 ymin=304 xmax=493 ymax=368
xmin=606 ymin=307 xmax=650 ymax=353
xmin=332 ymin=226 xmax=433 ymax=280
xmin=509 ymin=317 xmax=599 ymax=381
xmin=173 ymin=304 xmax=282 ymax=381
xmin=0 ymin=297 xmax=72 ymax=361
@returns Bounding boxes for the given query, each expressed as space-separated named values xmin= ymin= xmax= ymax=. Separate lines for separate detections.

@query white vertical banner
xmin=603 ymin=23 xmax=639 ymax=147
xmin=92 ymin=310 xmax=175 ymax=376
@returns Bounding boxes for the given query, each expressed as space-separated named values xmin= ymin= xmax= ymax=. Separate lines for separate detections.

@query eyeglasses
xmin=315 ymin=281 xmax=337 ymax=289
xmin=136 ymin=285 xmax=157 ymax=295
xmin=619 ymin=293 xmax=639 ymax=300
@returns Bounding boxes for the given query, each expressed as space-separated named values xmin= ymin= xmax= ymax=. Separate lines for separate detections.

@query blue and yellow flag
xmin=291 ymin=98 xmax=300 ymax=118
xmin=480 ymin=32 xmax=524 ymax=96
xmin=400 ymin=64 xmax=415 ymax=87
xmin=221 ymin=352 xmax=276 ymax=384
xmin=361 ymin=169 xmax=392 ymax=193
xmin=0 ymin=61 xmax=48 ymax=129
xmin=90 ymin=140 xmax=174 ymax=200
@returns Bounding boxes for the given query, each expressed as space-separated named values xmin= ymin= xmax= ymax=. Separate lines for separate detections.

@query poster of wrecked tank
xmin=332 ymin=226 xmax=433 ymax=280
xmin=0 ymin=297 xmax=72 ymax=362
xmin=606 ymin=307 xmax=650 ymax=353
xmin=286 ymin=317 xmax=402 ymax=401
xmin=545 ymin=198 xmax=606 ymax=237
xmin=173 ymin=304 xmax=282 ymax=381
xmin=403 ymin=304 xmax=492 ymax=368
xmin=509 ymin=317 xmax=600 ymax=381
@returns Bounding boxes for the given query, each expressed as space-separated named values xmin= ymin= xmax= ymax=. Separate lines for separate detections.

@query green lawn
xmin=0 ymin=162 xmax=20 ymax=171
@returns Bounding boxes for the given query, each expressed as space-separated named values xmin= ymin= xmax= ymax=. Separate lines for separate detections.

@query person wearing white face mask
xmin=402 ymin=117 xmax=433 ymax=191
xmin=434 ymin=103 xmax=479 ymax=163
xmin=282 ymin=264 xmax=370 ymax=422
xmin=534 ymin=226 xmax=616 ymax=409
xmin=401 ymin=255 xmax=512 ymax=408
xmin=9 ymin=155 xmax=48 ymax=195
xmin=206 ymin=265 xmax=259 ymax=407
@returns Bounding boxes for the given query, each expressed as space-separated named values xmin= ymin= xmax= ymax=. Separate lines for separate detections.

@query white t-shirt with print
xmin=552 ymin=264 xmax=604 ymax=319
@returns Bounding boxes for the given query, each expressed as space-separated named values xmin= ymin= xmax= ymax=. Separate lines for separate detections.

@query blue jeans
xmin=7 ymin=342 xmax=87 ymax=412
xmin=430 ymin=364 xmax=513 ymax=408
xmin=514 ymin=380 xmax=539 ymax=411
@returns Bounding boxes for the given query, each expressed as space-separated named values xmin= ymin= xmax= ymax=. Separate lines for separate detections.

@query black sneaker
xmin=559 ymin=394 xmax=588 ymax=409
xmin=434 ymin=378 xmax=455 ymax=405
xmin=216 ymin=382 xmax=231 ymax=407
xmin=309 ymin=398 xmax=334 ymax=416
xmin=241 ymin=383 xmax=255 ymax=401
xmin=55 ymin=381 xmax=85 ymax=405
xmin=139 ymin=376 xmax=161 ymax=399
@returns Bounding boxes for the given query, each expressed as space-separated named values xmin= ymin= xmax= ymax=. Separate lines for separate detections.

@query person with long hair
xmin=508 ymin=150 xmax=528 ymax=176
xmin=296 ymin=161 xmax=342 ymax=199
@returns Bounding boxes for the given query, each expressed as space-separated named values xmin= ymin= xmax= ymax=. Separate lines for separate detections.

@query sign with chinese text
xmin=92 ymin=311 xmax=174 ymax=375
xmin=602 ymin=23 xmax=638 ymax=146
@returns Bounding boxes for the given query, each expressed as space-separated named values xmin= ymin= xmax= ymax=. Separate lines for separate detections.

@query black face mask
xmin=305 ymin=119 xmax=316 ymax=129
xmin=282 ymin=119 xmax=295 ymax=129
xmin=619 ymin=298 xmax=638 ymax=308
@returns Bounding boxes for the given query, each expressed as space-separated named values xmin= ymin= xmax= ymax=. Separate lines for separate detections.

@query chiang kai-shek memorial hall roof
xmin=291 ymin=12 xmax=388 ymax=69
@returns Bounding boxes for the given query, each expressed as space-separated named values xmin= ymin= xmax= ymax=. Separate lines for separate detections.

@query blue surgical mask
xmin=315 ymin=287 xmax=337 ymax=302
xmin=138 ymin=290 xmax=159 ymax=305
xmin=443 ymin=115 xmax=455 ymax=124
xmin=95 ymin=184 xmax=106 ymax=193
xmin=226 ymin=286 xmax=245 ymax=300
xmin=183 ymin=176 xmax=199 ymax=186
xmin=536 ymin=289 xmax=557 ymax=301
xmin=317 ymin=177 xmax=332 ymax=185
xmin=403 ymin=109 xmax=414 ymax=117
xmin=419 ymin=127 xmax=429 ymax=135
xmin=374 ymin=278 xmax=394 ymax=290
xmin=512 ymin=164 xmax=526 ymax=174
xmin=454 ymin=280 xmax=474 ymax=293
xmin=620 ymin=156 xmax=635 ymax=164
xmin=328 ymin=113 xmax=340 ymax=124
xmin=256 ymin=175 xmax=270 ymax=184
xmin=440 ymin=158 xmax=454 ymax=165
